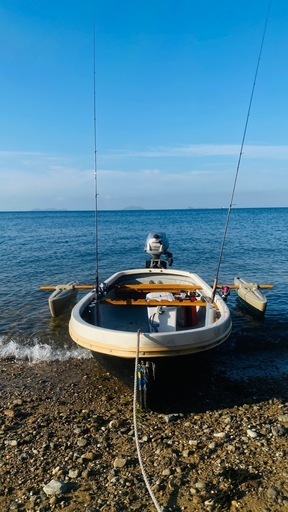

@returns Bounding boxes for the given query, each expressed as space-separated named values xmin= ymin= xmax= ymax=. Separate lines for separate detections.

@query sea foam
xmin=0 ymin=336 xmax=92 ymax=363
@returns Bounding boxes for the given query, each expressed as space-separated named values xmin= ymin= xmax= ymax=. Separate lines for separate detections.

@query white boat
xmin=49 ymin=282 xmax=78 ymax=318
xmin=69 ymin=233 xmax=232 ymax=359
xmin=234 ymin=276 xmax=267 ymax=315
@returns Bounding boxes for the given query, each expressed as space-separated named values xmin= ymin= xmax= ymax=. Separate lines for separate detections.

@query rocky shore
xmin=1 ymin=354 xmax=288 ymax=512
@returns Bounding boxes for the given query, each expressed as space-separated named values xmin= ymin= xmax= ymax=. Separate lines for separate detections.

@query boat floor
xmin=97 ymin=303 xmax=206 ymax=332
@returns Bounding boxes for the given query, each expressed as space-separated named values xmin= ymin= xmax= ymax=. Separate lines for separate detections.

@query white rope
xmin=133 ymin=330 xmax=163 ymax=512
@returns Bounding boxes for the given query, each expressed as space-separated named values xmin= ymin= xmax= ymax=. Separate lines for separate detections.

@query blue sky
xmin=1 ymin=0 xmax=287 ymax=211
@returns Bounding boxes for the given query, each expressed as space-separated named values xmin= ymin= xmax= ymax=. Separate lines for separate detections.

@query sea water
xmin=0 ymin=208 xmax=287 ymax=378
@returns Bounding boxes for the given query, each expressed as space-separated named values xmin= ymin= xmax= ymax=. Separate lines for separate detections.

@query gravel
xmin=1 ymin=356 xmax=288 ymax=511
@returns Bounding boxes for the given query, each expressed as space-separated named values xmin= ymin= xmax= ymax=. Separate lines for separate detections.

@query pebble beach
xmin=1 ymin=355 xmax=288 ymax=512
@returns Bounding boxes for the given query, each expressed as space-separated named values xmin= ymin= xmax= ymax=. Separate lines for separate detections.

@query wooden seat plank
xmin=101 ymin=298 xmax=210 ymax=307
xmin=115 ymin=283 xmax=202 ymax=293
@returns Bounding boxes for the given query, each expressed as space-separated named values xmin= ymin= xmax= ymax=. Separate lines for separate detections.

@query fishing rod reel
xmin=98 ymin=282 xmax=107 ymax=296
xmin=220 ymin=285 xmax=230 ymax=302
xmin=144 ymin=232 xmax=173 ymax=268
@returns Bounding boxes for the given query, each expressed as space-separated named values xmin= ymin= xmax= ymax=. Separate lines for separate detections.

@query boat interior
xmin=84 ymin=276 xmax=221 ymax=333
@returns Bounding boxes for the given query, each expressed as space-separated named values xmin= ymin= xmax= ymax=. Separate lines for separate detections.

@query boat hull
xmin=69 ymin=268 xmax=232 ymax=359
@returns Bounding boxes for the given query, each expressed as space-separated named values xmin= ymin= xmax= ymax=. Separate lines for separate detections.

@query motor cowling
xmin=144 ymin=232 xmax=173 ymax=267
xmin=145 ymin=232 xmax=169 ymax=257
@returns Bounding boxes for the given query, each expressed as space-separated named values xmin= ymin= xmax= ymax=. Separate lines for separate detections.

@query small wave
xmin=0 ymin=337 xmax=92 ymax=363
xmin=219 ymin=350 xmax=288 ymax=381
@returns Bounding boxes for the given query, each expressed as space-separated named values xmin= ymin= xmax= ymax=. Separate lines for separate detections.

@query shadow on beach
xmin=93 ymin=340 xmax=288 ymax=415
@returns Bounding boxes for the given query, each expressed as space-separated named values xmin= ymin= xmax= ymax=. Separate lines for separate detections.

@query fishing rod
xmin=93 ymin=27 xmax=100 ymax=298
xmin=211 ymin=0 xmax=272 ymax=301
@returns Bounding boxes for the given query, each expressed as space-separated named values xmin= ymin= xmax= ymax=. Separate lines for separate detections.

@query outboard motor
xmin=144 ymin=232 xmax=173 ymax=268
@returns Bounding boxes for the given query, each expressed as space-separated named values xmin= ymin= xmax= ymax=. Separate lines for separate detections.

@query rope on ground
xmin=133 ymin=330 xmax=163 ymax=512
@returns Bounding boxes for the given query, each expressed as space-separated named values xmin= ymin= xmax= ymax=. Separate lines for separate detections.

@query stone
xmin=113 ymin=457 xmax=126 ymax=469
xmin=4 ymin=409 xmax=15 ymax=418
xmin=77 ymin=438 xmax=88 ymax=447
xmin=109 ymin=419 xmax=120 ymax=429
xmin=68 ymin=469 xmax=80 ymax=479
xmin=247 ymin=429 xmax=259 ymax=439
xmin=213 ymin=432 xmax=227 ymax=439
xmin=82 ymin=451 xmax=97 ymax=461
xmin=271 ymin=425 xmax=286 ymax=437
xmin=43 ymin=479 xmax=67 ymax=496
xmin=195 ymin=481 xmax=206 ymax=490
xmin=164 ymin=413 xmax=184 ymax=423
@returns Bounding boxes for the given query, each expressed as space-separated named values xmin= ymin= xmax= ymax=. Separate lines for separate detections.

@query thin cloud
xmin=103 ymin=144 xmax=288 ymax=159
xmin=0 ymin=146 xmax=287 ymax=210
xmin=0 ymin=151 xmax=94 ymax=210
xmin=2 ymin=143 xmax=288 ymax=168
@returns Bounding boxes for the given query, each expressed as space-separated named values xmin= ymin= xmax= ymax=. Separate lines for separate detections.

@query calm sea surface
xmin=0 ymin=208 xmax=287 ymax=379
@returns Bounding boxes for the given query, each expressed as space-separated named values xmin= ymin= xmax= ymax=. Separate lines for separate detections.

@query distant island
xmin=31 ymin=208 xmax=68 ymax=212
xmin=123 ymin=206 xmax=145 ymax=210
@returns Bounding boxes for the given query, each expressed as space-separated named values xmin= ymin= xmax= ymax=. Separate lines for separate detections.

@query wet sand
xmin=1 ymin=354 xmax=288 ymax=511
